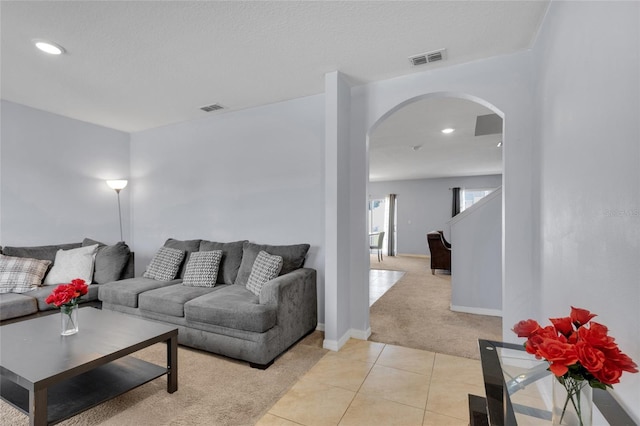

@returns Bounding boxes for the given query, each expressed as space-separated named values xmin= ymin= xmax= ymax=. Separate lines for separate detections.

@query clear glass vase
xmin=61 ymin=305 xmax=79 ymax=336
xmin=552 ymin=376 xmax=593 ymax=426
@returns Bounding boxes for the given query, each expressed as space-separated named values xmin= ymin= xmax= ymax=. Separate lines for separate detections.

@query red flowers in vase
xmin=45 ymin=279 xmax=89 ymax=311
xmin=513 ymin=306 xmax=637 ymax=387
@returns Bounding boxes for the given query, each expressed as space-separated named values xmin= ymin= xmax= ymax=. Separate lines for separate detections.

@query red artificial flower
xmin=70 ymin=278 xmax=88 ymax=297
xmin=536 ymin=338 xmax=578 ymax=377
xmin=603 ymin=347 xmax=639 ymax=373
xmin=593 ymin=360 xmax=623 ymax=385
xmin=575 ymin=341 xmax=605 ymax=373
xmin=570 ymin=306 xmax=597 ymax=327
xmin=550 ymin=316 xmax=574 ymax=337
xmin=512 ymin=319 xmax=540 ymax=337
xmin=578 ymin=322 xmax=617 ymax=351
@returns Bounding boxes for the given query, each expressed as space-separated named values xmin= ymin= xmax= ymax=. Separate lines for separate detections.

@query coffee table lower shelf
xmin=1 ymin=356 xmax=167 ymax=425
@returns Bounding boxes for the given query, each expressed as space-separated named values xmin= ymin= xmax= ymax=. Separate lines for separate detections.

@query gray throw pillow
xmin=199 ymin=240 xmax=247 ymax=284
xmin=182 ymin=250 xmax=223 ymax=287
xmin=143 ymin=246 xmax=185 ymax=281
xmin=246 ymin=251 xmax=283 ymax=296
xmin=235 ymin=242 xmax=310 ymax=286
xmin=164 ymin=238 xmax=202 ymax=278
xmin=83 ymin=238 xmax=131 ymax=283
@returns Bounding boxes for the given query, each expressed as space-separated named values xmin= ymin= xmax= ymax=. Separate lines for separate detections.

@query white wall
xmin=129 ymin=95 xmax=326 ymax=321
xmin=0 ymin=100 xmax=130 ymax=246
xmin=449 ymin=188 xmax=502 ymax=316
xmin=369 ymin=174 xmax=502 ymax=255
xmin=532 ymin=1 xmax=640 ymax=418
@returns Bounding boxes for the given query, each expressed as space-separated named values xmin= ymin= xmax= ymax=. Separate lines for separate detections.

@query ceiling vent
xmin=200 ymin=103 xmax=224 ymax=112
xmin=409 ymin=49 xmax=447 ymax=67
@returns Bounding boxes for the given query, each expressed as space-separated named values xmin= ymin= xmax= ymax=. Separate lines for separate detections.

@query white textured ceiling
xmin=1 ymin=1 xmax=548 ymax=134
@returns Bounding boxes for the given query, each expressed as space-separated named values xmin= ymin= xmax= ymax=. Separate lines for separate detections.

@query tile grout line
xmin=422 ymin=352 xmax=439 ymax=424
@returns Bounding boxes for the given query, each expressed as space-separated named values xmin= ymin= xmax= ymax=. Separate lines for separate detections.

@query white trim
xmin=321 ymin=327 xmax=372 ymax=351
xmin=450 ymin=304 xmax=502 ymax=317
xmin=350 ymin=327 xmax=372 ymax=340
xmin=323 ymin=329 xmax=351 ymax=351
xmin=315 ymin=323 xmax=325 ymax=332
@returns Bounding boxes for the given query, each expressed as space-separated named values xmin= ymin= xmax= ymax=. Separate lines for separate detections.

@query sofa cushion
xmin=143 ymin=246 xmax=185 ymax=281
xmin=164 ymin=238 xmax=202 ymax=278
xmin=43 ymin=244 xmax=99 ymax=285
xmin=1 ymin=243 xmax=83 ymax=263
xmin=235 ymin=242 xmax=310 ymax=286
xmin=185 ymin=285 xmax=277 ymax=333
xmin=98 ymin=277 xmax=181 ymax=308
xmin=139 ymin=283 xmax=221 ymax=317
xmin=182 ymin=250 xmax=222 ymax=288
xmin=246 ymin=251 xmax=283 ymax=296
xmin=82 ymin=238 xmax=132 ymax=283
xmin=0 ymin=255 xmax=52 ymax=294
xmin=0 ymin=293 xmax=39 ymax=320
xmin=199 ymin=240 xmax=247 ymax=284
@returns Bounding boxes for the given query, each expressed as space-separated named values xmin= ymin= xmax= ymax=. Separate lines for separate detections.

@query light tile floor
xmin=369 ymin=269 xmax=405 ymax=306
xmin=257 ymin=339 xmax=484 ymax=426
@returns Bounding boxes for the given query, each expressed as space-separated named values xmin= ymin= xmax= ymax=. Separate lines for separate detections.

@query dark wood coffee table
xmin=0 ymin=307 xmax=178 ymax=425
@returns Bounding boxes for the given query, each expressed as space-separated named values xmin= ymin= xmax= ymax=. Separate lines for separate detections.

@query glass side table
xmin=473 ymin=339 xmax=637 ymax=426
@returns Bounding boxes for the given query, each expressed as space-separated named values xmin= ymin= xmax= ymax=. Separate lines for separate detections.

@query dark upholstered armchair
xmin=427 ymin=231 xmax=451 ymax=275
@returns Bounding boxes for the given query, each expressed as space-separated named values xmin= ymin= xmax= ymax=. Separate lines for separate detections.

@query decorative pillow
xmin=163 ymin=238 xmax=202 ymax=278
xmin=235 ymin=242 xmax=310 ymax=286
xmin=43 ymin=244 xmax=99 ymax=285
xmin=246 ymin=251 xmax=283 ymax=296
xmin=199 ymin=240 xmax=247 ymax=284
xmin=82 ymin=238 xmax=131 ymax=283
xmin=0 ymin=255 xmax=52 ymax=293
xmin=143 ymin=246 xmax=185 ymax=281
xmin=182 ymin=250 xmax=223 ymax=287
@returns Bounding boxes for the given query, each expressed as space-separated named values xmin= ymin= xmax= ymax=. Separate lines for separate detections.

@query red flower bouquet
xmin=45 ymin=279 xmax=89 ymax=309
xmin=45 ymin=279 xmax=88 ymax=335
xmin=513 ymin=307 xmax=637 ymax=425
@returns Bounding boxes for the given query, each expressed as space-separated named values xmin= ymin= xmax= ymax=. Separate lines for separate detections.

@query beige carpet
xmin=369 ymin=255 xmax=502 ymax=360
xmin=0 ymin=332 xmax=327 ymax=426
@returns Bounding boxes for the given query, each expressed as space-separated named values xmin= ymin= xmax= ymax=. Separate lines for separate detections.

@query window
xmin=461 ymin=188 xmax=495 ymax=211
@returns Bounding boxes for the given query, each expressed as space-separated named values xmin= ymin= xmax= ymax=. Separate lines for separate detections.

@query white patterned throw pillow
xmin=43 ymin=244 xmax=99 ymax=285
xmin=182 ymin=250 xmax=223 ymax=287
xmin=246 ymin=250 xmax=283 ymax=296
xmin=143 ymin=246 xmax=185 ymax=281
xmin=0 ymin=255 xmax=52 ymax=293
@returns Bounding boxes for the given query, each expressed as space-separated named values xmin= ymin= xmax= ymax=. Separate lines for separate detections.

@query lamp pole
xmin=115 ymin=188 xmax=123 ymax=242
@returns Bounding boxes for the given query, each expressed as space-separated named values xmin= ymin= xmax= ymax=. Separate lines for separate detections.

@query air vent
xmin=409 ymin=48 xmax=447 ymax=67
xmin=200 ymin=103 xmax=224 ymax=112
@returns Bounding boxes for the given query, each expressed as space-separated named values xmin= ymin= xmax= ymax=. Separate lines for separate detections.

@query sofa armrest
xmin=259 ymin=268 xmax=317 ymax=333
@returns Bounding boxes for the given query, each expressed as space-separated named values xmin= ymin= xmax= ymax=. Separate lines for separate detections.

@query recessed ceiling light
xmin=34 ymin=40 xmax=65 ymax=55
xmin=441 ymin=128 xmax=455 ymax=134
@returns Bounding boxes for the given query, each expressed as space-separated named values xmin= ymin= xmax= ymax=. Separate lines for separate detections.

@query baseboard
xmin=396 ymin=253 xmax=429 ymax=259
xmin=350 ymin=327 xmax=371 ymax=340
xmin=322 ymin=327 xmax=371 ymax=351
xmin=450 ymin=304 xmax=502 ymax=317
xmin=315 ymin=323 xmax=325 ymax=332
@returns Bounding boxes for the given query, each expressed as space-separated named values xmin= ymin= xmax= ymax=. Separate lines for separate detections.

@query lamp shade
xmin=106 ymin=180 xmax=128 ymax=191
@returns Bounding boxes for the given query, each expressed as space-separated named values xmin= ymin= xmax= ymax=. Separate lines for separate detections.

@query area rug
xmin=0 ymin=331 xmax=327 ymax=425
xmin=369 ymin=255 xmax=502 ymax=360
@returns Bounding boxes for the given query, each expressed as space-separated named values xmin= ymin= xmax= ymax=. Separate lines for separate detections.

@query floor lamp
xmin=106 ymin=180 xmax=128 ymax=242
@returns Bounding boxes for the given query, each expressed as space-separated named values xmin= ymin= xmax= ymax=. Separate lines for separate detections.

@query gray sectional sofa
xmin=0 ymin=239 xmax=134 ymax=323
xmin=98 ymin=238 xmax=318 ymax=369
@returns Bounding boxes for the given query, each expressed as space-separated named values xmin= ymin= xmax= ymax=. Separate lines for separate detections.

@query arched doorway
xmin=364 ymin=92 xmax=505 ymax=345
